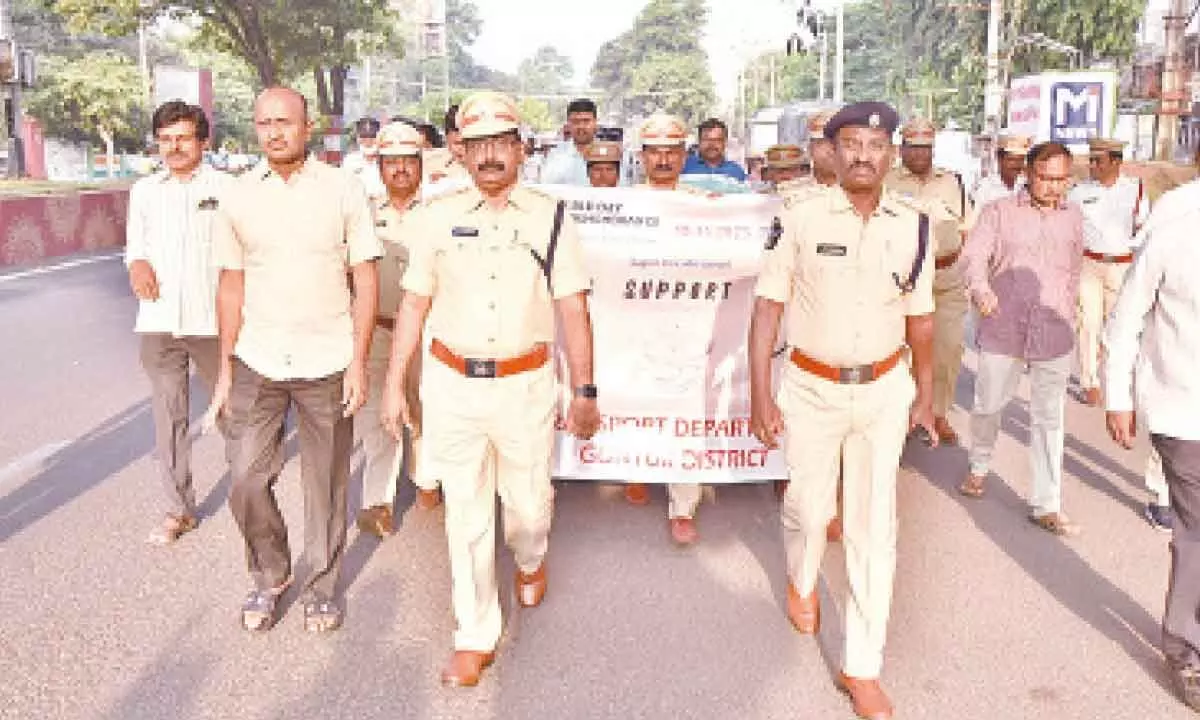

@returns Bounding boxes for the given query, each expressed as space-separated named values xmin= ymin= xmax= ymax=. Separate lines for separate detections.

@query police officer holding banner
xmin=380 ymin=90 xmax=600 ymax=687
xmin=750 ymin=102 xmax=937 ymax=720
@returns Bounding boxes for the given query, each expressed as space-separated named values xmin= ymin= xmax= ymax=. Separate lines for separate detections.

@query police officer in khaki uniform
xmin=207 ymin=87 xmax=383 ymax=634
xmin=762 ymin=143 xmax=811 ymax=190
xmin=354 ymin=122 xmax=442 ymax=539
xmin=750 ymin=102 xmax=937 ymax=720
xmin=622 ymin=112 xmax=710 ymax=545
xmin=807 ymin=109 xmax=841 ymax=187
xmin=972 ymin=133 xmax=1031 ymax=209
xmin=585 ymin=140 xmax=623 ymax=188
xmin=886 ymin=117 xmax=972 ymax=446
xmin=380 ymin=91 xmax=601 ymax=687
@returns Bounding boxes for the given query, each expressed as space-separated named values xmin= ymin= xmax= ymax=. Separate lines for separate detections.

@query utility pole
xmin=833 ymin=0 xmax=844 ymax=104
xmin=982 ymin=0 xmax=1004 ymax=137
xmin=1157 ymin=0 xmax=1188 ymax=160
xmin=1 ymin=0 xmax=24 ymax=177
xmin=818 ymin=16 xmax=828 ymax=101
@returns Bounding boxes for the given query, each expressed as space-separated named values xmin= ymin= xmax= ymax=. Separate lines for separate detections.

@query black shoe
xmin=1145 ymin=504 xmax=1174 ymax=533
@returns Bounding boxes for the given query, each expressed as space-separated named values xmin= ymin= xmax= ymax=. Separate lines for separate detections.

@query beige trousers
xmin=932 ymin=271 xmax=969 ymax=418
xmin=1077 ymin=257 xmax=1130 ymax=390
xmin=778 ymin=361 xmax=914 ymax=678
xmin=354 ymin=328 xmax=426 ymax=507
xmin=668 ymin=483 xmax=702 ymax=518
xmin=423 ymin=357 xmax=556 ymax=652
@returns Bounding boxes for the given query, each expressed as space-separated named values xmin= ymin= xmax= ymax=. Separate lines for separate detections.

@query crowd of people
xmin=123 ymin=87 xmax=1199 ymax=718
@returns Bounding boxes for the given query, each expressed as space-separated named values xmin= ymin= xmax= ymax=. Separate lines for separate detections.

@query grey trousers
xmin=226 ymin=359 xmax=352 ymax=601
xmin=1154 ymin=434 xmax=1200 ymax=669
xmin=139 ymin=333 xmax=224 ymax=517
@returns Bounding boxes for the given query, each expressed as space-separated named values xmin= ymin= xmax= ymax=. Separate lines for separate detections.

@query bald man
xmin=208 ymin=87 xmax=383 ymax=634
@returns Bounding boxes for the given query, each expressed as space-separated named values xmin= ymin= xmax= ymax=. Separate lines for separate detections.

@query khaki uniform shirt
xmin=637 ymin=181 xmax=708 ymax=196
xmin=373 ymin=198 xmax=420 ymax=319
xmin=755 ymin=187 xmax=936 ymax=368
xmin=213 ymin=158 xmax=384 ymax=381
xmin=402 ymin=185 xmax=590 ymax=359
xmin=886 ymin=166 xmax=970 ymax=260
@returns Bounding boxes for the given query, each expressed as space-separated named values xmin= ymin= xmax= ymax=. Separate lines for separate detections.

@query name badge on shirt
xmin=816 ymin=243 xmax=847 ymax=257
xmin=1081 ymin=197 xmax=1099 ymax=204
xmin=198 ymin=197 xmax=219 ymax=210
xmin=375 ymin=220 xmax=388 ymax=228
xmin=451 ymin=226 xmax=479 ymax=237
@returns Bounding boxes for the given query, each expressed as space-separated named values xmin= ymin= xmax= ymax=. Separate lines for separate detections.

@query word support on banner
xmin=539 ymin=185 xmax=789 ymax=484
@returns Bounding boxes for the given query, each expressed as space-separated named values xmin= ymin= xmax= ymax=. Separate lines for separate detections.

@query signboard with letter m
xmin=1049 ymin=82 xmax=1105 ymax=143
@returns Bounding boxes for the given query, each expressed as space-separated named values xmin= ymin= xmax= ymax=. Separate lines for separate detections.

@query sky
xmin=468 ymin=0 xmax=816 ymax=108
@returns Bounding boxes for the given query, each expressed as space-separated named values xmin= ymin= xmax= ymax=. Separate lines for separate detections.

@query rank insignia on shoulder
xmin=198 ymin=197 xmax=219 ymax=210
xmin=765 ymin=216 xmax=783 ymax=250
xmin=451 ymin=226 xmax=479 ymax=237
xmin=816 ymin=243 xmax=847 ymax=257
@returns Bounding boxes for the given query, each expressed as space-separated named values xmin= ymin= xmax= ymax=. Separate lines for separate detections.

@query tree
xmin=589 ymin=0 xmax=716 ymax=124
xmin=24 ymin=51 xmax=145 ymax=150
xmin=516 ymin=97 xmax=555 ymax=132
xmin=739 ymin=51 xmax=822 ymax=119
xmin=517 ymin=46 xmax=573 ymax=98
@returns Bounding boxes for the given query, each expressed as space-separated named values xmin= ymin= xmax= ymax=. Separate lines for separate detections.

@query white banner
xmin=541 ymin=185 xmax=789 ymax=483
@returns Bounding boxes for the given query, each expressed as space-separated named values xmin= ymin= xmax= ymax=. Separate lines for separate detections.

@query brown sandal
xmin=958 ymin=474 xmax=986 ymax=499
xmin=145 ymin=514 xmax=198 ymax=545
xmin=1029 ymin=512 xmax=1081 ymax=536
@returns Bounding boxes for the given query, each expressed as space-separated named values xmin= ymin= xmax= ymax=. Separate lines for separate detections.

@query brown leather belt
xmin=934 ymin=249 xmax=961 ymax=270
xmin=376 ymin=316 xmax=396 ymax=330
xmin=789 ymin=348 xmax=903 ymax=385
xmin=431 ymin=338 xmax=549 ymax=379
xmin=1084 ymin=250 xmax=1133 ymax=264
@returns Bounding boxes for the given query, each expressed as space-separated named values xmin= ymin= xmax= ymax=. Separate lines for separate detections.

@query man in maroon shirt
xmin=960 ymin=142 xmax=1085 ymax=536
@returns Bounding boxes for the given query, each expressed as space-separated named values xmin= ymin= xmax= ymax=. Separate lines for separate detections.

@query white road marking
xmin=0 ymin=251 xmax=123 ymax=284
xmin=0 ymin=440 xmax=72 ymax=491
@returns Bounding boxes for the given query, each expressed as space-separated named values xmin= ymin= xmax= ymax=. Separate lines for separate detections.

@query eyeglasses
xmin=156 ymin=134 xmax=198 ymax=146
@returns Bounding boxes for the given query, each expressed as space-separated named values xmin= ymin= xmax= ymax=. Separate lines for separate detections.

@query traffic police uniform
xmin=1068 ymin=137 xmax=1149 ymax=399
xmin=971 ymin=134 xmax=1031 ymax=209
xmin=757 ymin=103 xmax=933 ymax=714
xmin=584 ymin=140 xmax=624 ymax=188
xmin=886 ymin=118 xmax=972 ymax=443
xmin=355 ymin=122 xmax=435 ymax=537
xmin=402 ymin=91 xmax=592 ymax=681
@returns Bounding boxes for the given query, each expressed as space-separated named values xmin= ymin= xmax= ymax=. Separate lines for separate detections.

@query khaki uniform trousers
xmin=354 ymin=328 xmax=426 ymax=507
xmin=932 ymin=266 xmax=969 ymax=418
xmin=668 ymin=483 xmax=702 ymax=518
xmin=778 ymin=361 xmax=915 ymax=678
xmin=1077 ymin=256 xmax=1130 ymax=390
xmin=423 ymin=357 xmax=556 ymax=652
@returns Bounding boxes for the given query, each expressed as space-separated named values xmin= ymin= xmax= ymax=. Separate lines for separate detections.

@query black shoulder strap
xmin=530 ymin=199 xmax=566 ymax=292
xmin=894 ymin=212 xmax=930 ymax=294
xmin=954 ymin=172 xmax=966 ymax=217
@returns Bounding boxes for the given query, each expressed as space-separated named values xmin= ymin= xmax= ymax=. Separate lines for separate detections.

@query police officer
xmin=584 ymin=140 xmax=623 ymax=188
xmin=762 ymin=143 xmax=811 ymax=191
xmin=1068 ymin=137 xmax=1149 ymax=408
xmin=807 ymin=108 xmax=840 ymax=187
xmin=886 ymin=117 xmax=972 ymax=446
xmin=624 ymin=112 xmax=711 ymax=546
xmin=343 ymin=116 xmax=386 ymax=202
xmin=750 ymin=102 xmax=936 ymax=720
xmin=380 ymin=91 xmax=600 ymax=687
xmin=972 ymin=134 xmax=1031 ymax=209
xmin=353 ymin=122 xmax=442 ymax=540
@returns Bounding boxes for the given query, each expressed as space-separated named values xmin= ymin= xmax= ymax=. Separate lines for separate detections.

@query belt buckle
xmin=464 ymin=358 xmax=497 ymax=378
xmin=839 ymin=365 xmax=869 ymax=384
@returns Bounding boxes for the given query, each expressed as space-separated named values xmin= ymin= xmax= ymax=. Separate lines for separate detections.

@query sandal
xmin=303 ymin=596 xmax=343 ymax=633
xmin=241 ymin=586 xmax=285 ymax=632
xmin=145 ymin=514 xmax=198 ymax=545
xmin=958 ymin=474 xmax=986 ymax=498
xmin=1029 ymin=512 xmax=1081 ymax=537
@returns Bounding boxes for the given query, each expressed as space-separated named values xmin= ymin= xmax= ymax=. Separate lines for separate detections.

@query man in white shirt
xmin=1069 ymin=137 xmax=1149 ymax=407
xmin=126 ymin=100 xmax=231 ymax=545
xmin=971 ymin=133 xmax=1029 ymax=209
xmin=342 ymin=117 xmax=386 ymax=202
xmin=1103 ymin=178 xmax=1200 ymax=713
xmin=538 ymin=98 xmax=598 ymax=186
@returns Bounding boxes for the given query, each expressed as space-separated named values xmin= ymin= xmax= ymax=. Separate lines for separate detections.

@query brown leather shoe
xmin=1082 ymin=387 xmax=1101 ymax=407
xmin=826 ymin=516 xmax=843 ymax=542
xmin=933 ymin=415 xmax=959 ymax=445
xmin=624 ymin=483 xmax=649 ymax=505
xmin=786 ymin=583 xmax=820 ymax=634
xmin=773 ymin=480 xmax=789 ymax=501
xmin=516 ymin=563 xmax=547 ymax=608
xmin=669 ymin=517 xmax=699 ymax=546
xmin=440 ymin=650 xmax=496 ymax=687
xmin=416 ymin=488 xmax=442 ymax=510
xmin=356 ymin=505 xmax=394 ymax=538
xmin=837 ymin=673 xmax=894 ymax=720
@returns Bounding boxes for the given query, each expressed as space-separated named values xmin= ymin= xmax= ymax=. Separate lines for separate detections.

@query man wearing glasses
xmin=960 ymin=142 xmax=1085 ymax=536
xmin=126 ymin=100 xmax=231 ymax=546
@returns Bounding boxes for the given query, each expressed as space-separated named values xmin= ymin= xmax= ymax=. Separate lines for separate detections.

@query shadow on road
xmin=99 ymin=610 xmax=219 ymax=720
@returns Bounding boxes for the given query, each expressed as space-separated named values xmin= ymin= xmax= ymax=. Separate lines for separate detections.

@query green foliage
xmin=24 ymin=51 xmax=145 ymax=150
xmin=517 ymin=46 xmax=573 ymax=97
xmin=517 ymin=97 xmax=556 ymax=132
xmin=589 ymin=0 xmax=717 ymax=125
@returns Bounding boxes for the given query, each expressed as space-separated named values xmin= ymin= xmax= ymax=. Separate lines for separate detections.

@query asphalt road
xmin=0 ymin=252 xmax=1188 ymax=720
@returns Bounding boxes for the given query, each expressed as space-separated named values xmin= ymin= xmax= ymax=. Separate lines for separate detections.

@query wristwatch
xmin=573 ymin=384 xmax=598 ymax=399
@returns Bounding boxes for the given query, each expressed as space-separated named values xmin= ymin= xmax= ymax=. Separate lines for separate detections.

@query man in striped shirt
xmin=126 ymin=100 xmax=231 ymax=545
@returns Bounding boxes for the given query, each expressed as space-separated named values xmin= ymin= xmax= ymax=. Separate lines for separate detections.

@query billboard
xmin=1006 ymin=71 xmax=1117 ymax=151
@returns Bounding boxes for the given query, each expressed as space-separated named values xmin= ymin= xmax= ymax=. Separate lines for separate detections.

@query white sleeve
xmin=124 ymin=180 xmax=150 ymax=266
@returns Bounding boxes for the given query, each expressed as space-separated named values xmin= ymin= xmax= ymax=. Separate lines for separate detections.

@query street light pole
xmin=982 ymin=0 xmax=1003 ymax=137
xmin=1 ymin=0 xmax=25 ymax=177
xmin=833 ymin=0 xmax=844 ymax=104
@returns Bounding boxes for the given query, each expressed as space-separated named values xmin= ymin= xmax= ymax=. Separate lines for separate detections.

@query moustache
xmin=653 ymin=164 xmax=673 ymax=171
xmin=477 ymin=161 xmax=506 ymax=172
xmin=848 ymin=162 xmax=874 ymax=172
